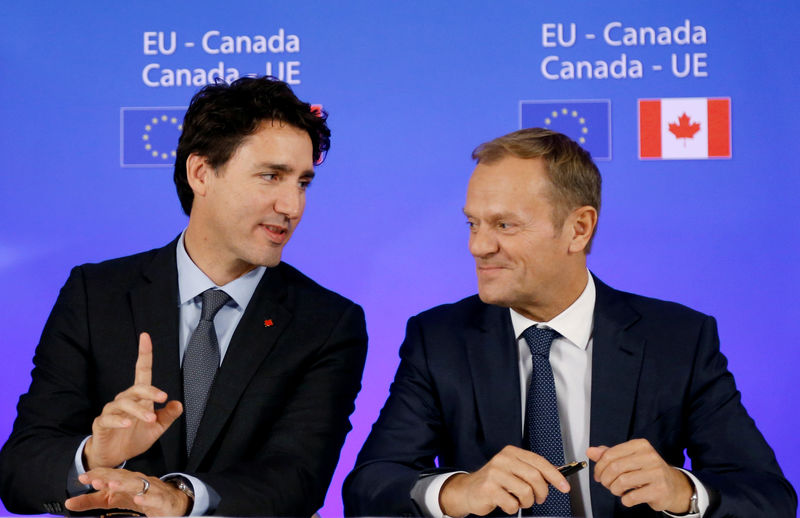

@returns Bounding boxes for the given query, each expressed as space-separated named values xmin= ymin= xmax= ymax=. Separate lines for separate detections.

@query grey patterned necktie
xmin=523 ymin=325 xmax=572 ymax=517
xmin=183 ymin=288 xmax=230 ymax=455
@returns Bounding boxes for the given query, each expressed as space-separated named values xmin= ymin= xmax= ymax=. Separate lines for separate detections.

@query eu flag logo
xmin=520 ymin=100 xmax=611 ymax=160
xmin=120 ymin=107 xmax=186 ymax=167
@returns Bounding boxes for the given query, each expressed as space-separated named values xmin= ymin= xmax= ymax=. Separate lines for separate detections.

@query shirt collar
xmin=509 ymin=271 xmax=596 ymax=350
xmin=176 ymin=230 xmax=266 ymax=309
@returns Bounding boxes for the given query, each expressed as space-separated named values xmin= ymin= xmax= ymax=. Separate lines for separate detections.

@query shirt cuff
xmin=662 ymin=468 xmax=709 ymax=518
xmin=67 ymin=437 xmax=93 ymax=496
xmin=411 ymin=472 xmax=466 ymax=518
xmin=68 ymin=436 xmax=128 ymax=495
xmin=162 ymin=473 xmax=214 ymax=516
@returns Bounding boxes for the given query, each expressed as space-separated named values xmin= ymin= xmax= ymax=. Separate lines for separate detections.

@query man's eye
xmin=299 ymin=180 xmax=312 ymax=190
xmin=498 ymin=222 xmax=510 ymax=229
xmin=260 ymin=173 xmax=277 ymax=181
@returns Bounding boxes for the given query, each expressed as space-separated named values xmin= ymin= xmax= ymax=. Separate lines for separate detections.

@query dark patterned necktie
xmin=183 ymin=288 xmax=230 ymax=455
xmin=523 ymin=326 xmax=572 ymax=517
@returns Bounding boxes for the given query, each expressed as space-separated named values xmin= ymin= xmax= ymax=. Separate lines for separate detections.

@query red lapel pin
xmin=264 ymin=319 xmax=274 ymax=327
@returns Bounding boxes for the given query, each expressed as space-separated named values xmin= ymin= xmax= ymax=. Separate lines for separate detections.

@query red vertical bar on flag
xmin=707 ymin=98 xmax=731 ymax=158
xmin=639 ymin=100 xmax=661 ymax=158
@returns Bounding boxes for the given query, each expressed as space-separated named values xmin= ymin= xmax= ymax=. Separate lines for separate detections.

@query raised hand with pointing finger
xmin=83 ymin=332 xmax=183 ymax=470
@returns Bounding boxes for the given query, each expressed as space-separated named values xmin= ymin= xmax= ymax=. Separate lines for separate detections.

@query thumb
xmin=155 ymin=400 xmax=183 ymax=429
xmin=586 ymin=445 xmax=609 ymax=462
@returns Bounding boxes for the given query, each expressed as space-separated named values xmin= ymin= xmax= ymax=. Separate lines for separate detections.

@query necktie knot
xmin=199 ymin=289 xmax=230 ymax=322
xmin=523 ymin=325 xmax=558 ymax=357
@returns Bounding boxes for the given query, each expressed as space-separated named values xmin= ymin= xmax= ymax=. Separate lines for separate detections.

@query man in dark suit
xmin=0 ymin=77 xmax=367 ymax=517
xmin=343 ymin=128 xmax=795 ymax=517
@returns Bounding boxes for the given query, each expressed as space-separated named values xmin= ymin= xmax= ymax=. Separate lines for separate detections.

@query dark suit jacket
xmin=343 ymin=276 xmax=796 ymax=517
xmin=0 ymin=238 xmax=368 ymax=516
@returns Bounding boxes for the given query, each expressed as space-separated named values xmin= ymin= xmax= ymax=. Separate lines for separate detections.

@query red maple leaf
xmin=668 ymin=112 xmax=701 ymax=146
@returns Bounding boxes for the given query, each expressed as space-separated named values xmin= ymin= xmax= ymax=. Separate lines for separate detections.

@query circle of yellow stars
xmin=141 ymin=114 xmax=182 ymax=161
xmin=543 ymin=107 xmax=588 ymax=144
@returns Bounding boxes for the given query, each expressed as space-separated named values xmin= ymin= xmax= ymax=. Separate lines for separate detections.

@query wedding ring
xmin=136 ymin=477 xmax=150 ymax=496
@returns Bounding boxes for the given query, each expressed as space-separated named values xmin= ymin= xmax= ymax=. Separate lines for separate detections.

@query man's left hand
xmin=587 ymin=439 xmax=693 ymax=514
xmin=64 ymin=468 xmax=191 ymax=517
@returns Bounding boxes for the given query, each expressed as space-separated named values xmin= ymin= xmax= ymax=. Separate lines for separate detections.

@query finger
xmin=470 ymin=472 xmax=523 ymax=516
xmin=114 ymin=384 xmax=168 ymax=404
xmin=82 ymin=467 xmax=135 ymax=489
xmin=596 ymin=439 xmax=650 ymax=465
xmin=135 ymin=332 xmax=153 ymax=386
xmin=512 ymin=450 xmax=570 ymax=494
xmin=592 ymin=444 xmax=634 ymax=481
xmin=492 ymin=468 xmax=537 ymax=509
xmin=506 ymin=459 xmax=557 ymax=504
xmin=90 ymin=477 xmax=111 ymax=492
xmin=105 ymin=398 xmax=158 ymax=423
xmin=155 ymin=400 xmax=183 ymax=429
xmin=121 ymin=474 xmax=152 ymax=496
xmin=598 ymin=452 xmax=647 ymax=489
xmin=586 ymin=445 xmax=609 ymax=462
xmin=593 ymin=439 xmax=654 ymax=482
xmin=65 ymin=492 xmax=111 ymax=512
xmin=607 ymin=467 xmax=651 ymax=497
xmin=532 ymin=461 xmax=570 ymax=495
xmin=94 ymin=412 xmax=133 ymax=430
xmin=78 ymin=472 xmax=110 ymax=489
xmin=619 ymin=481 xmax=661 ymax=509
xmin=495 ymin=491 xmax=523 ymax=516
xmin=81 ymin=468 xmax=120 ymax=491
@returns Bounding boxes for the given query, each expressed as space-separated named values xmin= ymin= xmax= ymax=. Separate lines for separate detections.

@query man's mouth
xmin=476 ymin=263 xmax=508 ymax=274
xmin=261 ymin=224 xmax=289 ymax=243
xmin=477 ymin=262 xmax=505 ymax=269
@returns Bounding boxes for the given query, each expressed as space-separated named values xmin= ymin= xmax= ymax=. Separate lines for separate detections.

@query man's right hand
xmin=83 ymin=333 xmax=183 ymax=470
xmin=438 ymin=445 xmax=570 ymax=517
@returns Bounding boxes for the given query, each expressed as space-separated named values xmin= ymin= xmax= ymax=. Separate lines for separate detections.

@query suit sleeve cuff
xmin=411 ymin=472 xmax=466 ymax=518
xmin=163 ymin=473 xmax=218 ymax=516
xmin=662 ymin=468 xmax=710 ymax=518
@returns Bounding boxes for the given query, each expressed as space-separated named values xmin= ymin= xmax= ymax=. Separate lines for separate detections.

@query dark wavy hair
xmin=173 ymin=76 xmax=331 ymax=215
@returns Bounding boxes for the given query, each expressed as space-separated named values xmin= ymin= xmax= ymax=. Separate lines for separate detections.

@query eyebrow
xmin=257 ymin=162 xmax=316 ymax=179
xmin=462 ymin=208 xmax=519 ymax=221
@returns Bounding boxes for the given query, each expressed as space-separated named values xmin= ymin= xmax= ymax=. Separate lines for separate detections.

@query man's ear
xmin=567 ymin=205 xmax=598 ymax=254
xmin=186 ymin=154 xmax=211 ymax=198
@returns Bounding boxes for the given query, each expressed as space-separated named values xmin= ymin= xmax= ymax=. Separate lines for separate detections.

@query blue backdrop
xmin=1 ymin=2 xmax=797 ymax=515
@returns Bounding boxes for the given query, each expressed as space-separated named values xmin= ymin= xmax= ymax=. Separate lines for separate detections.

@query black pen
xmin=558 ymin=460 xmax=587 ymax=477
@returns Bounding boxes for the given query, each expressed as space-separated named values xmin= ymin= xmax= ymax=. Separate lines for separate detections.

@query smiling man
xmin=0 ymin=77 xmax=367 ymax=517
xmin=343 ymin=128 xmax=795 ymax=517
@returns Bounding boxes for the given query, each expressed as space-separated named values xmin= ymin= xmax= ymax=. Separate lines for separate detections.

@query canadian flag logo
xmin=638 ymin=97 xmax=731 ymax=159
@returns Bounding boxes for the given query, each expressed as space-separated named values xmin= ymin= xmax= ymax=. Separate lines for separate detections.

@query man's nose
xmin=469 ymin=227 xmax=498 ymax=257
xmin=274 ymin=184 xmax=304 ymax=219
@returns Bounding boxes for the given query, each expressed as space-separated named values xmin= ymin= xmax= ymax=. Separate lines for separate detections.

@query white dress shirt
xmin=412 ymin=273 xmax=708 ymax=517
xmin=508 ymin=272 xmax=595 ymax=516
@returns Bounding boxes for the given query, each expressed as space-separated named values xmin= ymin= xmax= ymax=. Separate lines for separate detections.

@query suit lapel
xmin=129 ymin=238 xmax=184 ymax=473
xmin=465 ymin=303 xmax=523 ymax=459
xmin=588 ymin=276 xmax=646 ymax=517
xmin=186 ymin=264 xmax=292 ymax=471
